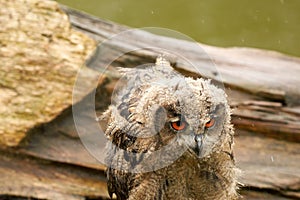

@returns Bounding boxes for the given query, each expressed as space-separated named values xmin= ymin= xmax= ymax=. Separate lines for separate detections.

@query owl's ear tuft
xmin=155 ymin=55 xmax=172 ymax=67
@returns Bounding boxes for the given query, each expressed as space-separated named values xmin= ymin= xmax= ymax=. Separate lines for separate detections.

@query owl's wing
xmin=104 ymin=123 xmax=137 ymax=199
xmin=106 ymin=163 xmax=131 ymax=199
xmin=107 ymin=162 xmax=167 ymax=200
xmin=104 ymin=119 xmax=163 ymax=199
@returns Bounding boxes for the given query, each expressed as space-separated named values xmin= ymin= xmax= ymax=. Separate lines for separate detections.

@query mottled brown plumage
xmin=102 ymin=56 xmax=239 ymax=200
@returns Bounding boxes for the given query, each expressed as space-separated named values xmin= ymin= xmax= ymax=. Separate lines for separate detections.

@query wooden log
xmin=63 ymin=5 xmax=300 ymax=143
xmin=235 ymin=131 xmax=300 ymax=199
xmin=64 ymin=5 xmax=300 ymax=107
xmin=0 ymin=0 xmax=96 ymax=147
xmin=0 ymin=150 xmax=109 ymax=200
xmin=232 ymin=102 xmax=300 ymax=142
xmin=239 ymin=190 xmax=298 ymax=200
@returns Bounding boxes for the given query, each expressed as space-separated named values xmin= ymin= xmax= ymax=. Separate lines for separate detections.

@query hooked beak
xmin=193 ymin=134 xmax=204 ymax=156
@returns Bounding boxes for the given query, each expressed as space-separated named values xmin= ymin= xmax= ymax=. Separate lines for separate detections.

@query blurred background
xmin=56 ymin=0 xmax=300 ymax=57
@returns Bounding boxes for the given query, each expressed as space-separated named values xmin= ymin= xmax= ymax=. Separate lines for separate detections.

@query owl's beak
xmin=193 ymin=134 xmax=203 ymax=156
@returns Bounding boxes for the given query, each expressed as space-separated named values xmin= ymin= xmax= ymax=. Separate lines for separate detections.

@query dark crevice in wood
xmin=0 ymin=195 xmax=44 ymax=200
xmin=240 ymin=186 xmax=300 ymax=200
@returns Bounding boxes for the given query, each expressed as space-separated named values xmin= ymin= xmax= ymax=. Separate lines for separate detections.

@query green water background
xmin=57 ymin=0 xmax=300 ymax=57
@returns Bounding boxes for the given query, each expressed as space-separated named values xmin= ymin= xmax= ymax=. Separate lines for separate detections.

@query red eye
xmin=171 ymin=120 xmax=187 ymax=131
xmin=205 ymin=118 xmax=215 ymax=129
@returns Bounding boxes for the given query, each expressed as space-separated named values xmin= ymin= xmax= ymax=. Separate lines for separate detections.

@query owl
xmin=102 ymin=56 xmax=239 ymax=200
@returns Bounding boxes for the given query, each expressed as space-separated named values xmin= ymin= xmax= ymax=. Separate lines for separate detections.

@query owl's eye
xmin=170 ymin=120 xmax=187 ymax=131
xmin=205 ymin=118 xmax=216 ymax=129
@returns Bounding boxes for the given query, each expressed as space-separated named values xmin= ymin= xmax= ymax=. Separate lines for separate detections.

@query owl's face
xmin=115 ymin=72 xmax=231 ymax=159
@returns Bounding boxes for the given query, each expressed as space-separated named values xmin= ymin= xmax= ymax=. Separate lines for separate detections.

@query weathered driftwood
xmin=0 ymin=0 xmax=299 ymax=199
xmin=65 ymin=5 xmax=300 ymax=144
xmin=0 ymin=150 xmax=108 ymax=200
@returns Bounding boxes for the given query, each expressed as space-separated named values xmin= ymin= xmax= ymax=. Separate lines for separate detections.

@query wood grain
xmin=0 ymin=0 xmax=96 ymax=146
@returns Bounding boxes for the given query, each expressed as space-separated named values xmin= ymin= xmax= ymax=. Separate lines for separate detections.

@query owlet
xmin=102 ymin=56 xmax=239 ymax=200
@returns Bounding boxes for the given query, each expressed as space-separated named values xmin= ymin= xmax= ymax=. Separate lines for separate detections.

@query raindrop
xmin=95 ymin=117 xmax=101 ymax=122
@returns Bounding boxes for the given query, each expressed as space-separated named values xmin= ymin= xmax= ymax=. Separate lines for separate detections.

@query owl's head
xmin=107 ymin=57 xmax=233 ymax=161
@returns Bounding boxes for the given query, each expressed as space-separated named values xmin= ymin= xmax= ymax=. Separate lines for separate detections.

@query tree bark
xmin=0 ymin=0 xmax=96 ymax=147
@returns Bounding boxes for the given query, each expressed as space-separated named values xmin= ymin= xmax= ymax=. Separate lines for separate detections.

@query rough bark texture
xmin=0 ymin=0 xmax=96 ymax=146
xmin=0 ymin=0 xmax=299 ymax=200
